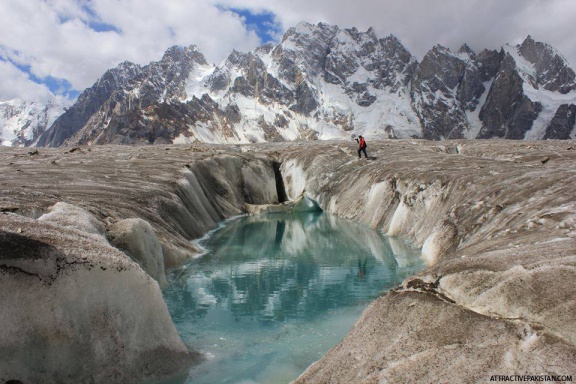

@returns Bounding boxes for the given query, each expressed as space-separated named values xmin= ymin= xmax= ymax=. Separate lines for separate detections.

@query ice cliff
xmin=0 ymin=145 xmax=280 ymax=383
xmin=272 ymin=140 xmax=576 ymax=382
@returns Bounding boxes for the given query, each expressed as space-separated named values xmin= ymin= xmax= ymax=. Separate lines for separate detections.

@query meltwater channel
xmin=162 ymin=211 xmax=424 ymax=384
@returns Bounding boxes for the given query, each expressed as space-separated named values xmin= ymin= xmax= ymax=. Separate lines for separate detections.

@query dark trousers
xmin=358 ymin=147 xmax=367 ymax=158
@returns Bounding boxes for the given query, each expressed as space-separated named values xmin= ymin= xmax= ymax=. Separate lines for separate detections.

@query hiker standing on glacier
xmin=356 ymin=135 xmax=368 ymax=159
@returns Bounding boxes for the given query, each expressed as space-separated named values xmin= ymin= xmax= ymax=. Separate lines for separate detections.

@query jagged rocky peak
xmin=378 ymin=34 xmax=417 ymax=89
xmin=36 ymin=44 xmax=213 ymax=147
xmin=274 ymin=22 xmax=340 ymax=80
xmin=516 ymin=35 xmax=576 ymax=93
xmin=342 ymin=26 xmax=378 ymax=49
xmin=88 ymin=61 xmax=142 ymax=98
xmin=458 ymin=43 xmax=476 ymax=58
xmin=35 ymin=60 xmax=135 ymax=148
xmin=228 ymin=54 xmax=270 ymax=98
xmin=365 ymin=26 xmax=378 ymax=40
xmin=416 ymin=45 xmax=467 ymax=89
xmin=225 ymin=49 xmax=256 ymax=67
xmin=411 ymin=43 xmax=486 ymax=139
xmin=281 ymin=21 xmax=339 ymax=45
xmin=141 ymin=45 xmax=211 ymax=102
xmin=475 ymin=48 xmax=504 ymax=81
xmin=109 ymin=61 xmax=142 ymax=84
xmin=323 ymin=27 xmax=374 ymax=84
xmin=337 ymin=26 xmax=380 ymax=61
xmin=341 ymin=26 xmax=381 ymax=63
xmin=205 ymin=67 xmax=231 ymax=94
xmin=428 ymin=44 xmax=451 ymax=55
xmin=161 ymin=44 xmax=208 ymax=65
xmin=380 ymin=34 xmax=413 ymax=59
xmin=206 ymin=47 xmax=292 ymax=104
xmin=475 ymin=35 xmax=576 ymax=140
xmin=204 ymin=49 xmax=253 ymax=94
xmin=255 ymin=43 xmax=274 ymax=56
xmin=323 ymin=27 xmax=415 ymax=105
xmin=18 ymin=23 xmax=576 ymax=148
xmin=478 ymin=51 xmax=543 ymax=140
xmin=276 ymin=21 xmax=338 ymax=61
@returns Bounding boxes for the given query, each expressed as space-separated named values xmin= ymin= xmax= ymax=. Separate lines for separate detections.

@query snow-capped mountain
xmin=411 ymin=35 xmax=576 ymax=140
xmin=0 ymin=99 xmax=68 ymax=146
xmin=23 ymin=23 xmax=576 ymax=146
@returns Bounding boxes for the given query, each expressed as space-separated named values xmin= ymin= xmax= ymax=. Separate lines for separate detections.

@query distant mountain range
xmin=0 ymin=99 xmax=68 ymax=146
xmin=2 ymin=22 xmax=576 ymax=147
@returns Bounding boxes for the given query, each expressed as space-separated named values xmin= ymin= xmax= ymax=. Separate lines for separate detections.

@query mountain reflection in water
xmin=163 ymin=212 xmax=423 ymax=384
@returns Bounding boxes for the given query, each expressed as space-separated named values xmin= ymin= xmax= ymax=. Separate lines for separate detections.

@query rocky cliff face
xmin=8 ymin=23 xmax=575 ymax=147
xmin=411 ymin=45 xmax=472 ymax=139
xmin=36 ymin=46 xmax=209 ymax=147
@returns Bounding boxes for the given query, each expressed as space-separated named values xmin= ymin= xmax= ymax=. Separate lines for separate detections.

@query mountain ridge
xmin=3 ymin=22 xmax=576 ymax=147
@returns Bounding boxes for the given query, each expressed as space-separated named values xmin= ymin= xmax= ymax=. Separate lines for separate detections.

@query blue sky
xmin=1 ymin=0 xmax=576 ymax=103
xmin=225 ymin=7 xmax=282 ymax=45
xmin=79 ymin=4 xmax=121 ymax=33
xmin=4 ymin=58 xmax=79 ymax=99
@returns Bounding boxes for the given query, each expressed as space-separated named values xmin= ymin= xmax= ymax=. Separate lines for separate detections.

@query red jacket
xmin=359 ymin=137 xmax=366 ymax=149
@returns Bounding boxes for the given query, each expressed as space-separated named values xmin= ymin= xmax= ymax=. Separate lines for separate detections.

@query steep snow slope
xmin=0 ymin=99 xmax=67 ymax=146
xmin=504 ymin=44 xmax=576 ymax=139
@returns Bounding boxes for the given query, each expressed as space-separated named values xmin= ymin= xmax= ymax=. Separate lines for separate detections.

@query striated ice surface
xmin=2 ymin=141 xmax=576 ymax=383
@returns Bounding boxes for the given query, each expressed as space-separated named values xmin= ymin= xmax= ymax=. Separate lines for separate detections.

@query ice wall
xmin=164 ymin=154 xmax=278 ymax=240
xmin=0 ymin=149 xmax=281 ymax=383
xmin=0 ymin=204 xmax=194 ymax=383
xmin=102 ymin=152 xmax=280 ymax=274
xmin=275 ymin=140 xmax=576 ymax=382
xmin=108 ymin=218 xmax=168 ymax=287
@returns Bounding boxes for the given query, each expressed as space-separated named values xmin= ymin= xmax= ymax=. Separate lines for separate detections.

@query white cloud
xmin=1 ymin=0 xmax=576 ymax=103
xmin=0 ymin=60 xmax=55 ymax=102
xmin=218 ymin=0 xmax=576 ymax=66
xmin=0 ymin=0 xmax=261 ymax=100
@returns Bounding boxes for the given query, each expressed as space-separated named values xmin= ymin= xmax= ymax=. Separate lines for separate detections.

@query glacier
xmin=1 ymin=140 xmax=575 ymax=382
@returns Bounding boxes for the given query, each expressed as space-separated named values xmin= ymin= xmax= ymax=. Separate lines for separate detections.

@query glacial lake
xmin=162 ymin=211 xmax=423 ymax=384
